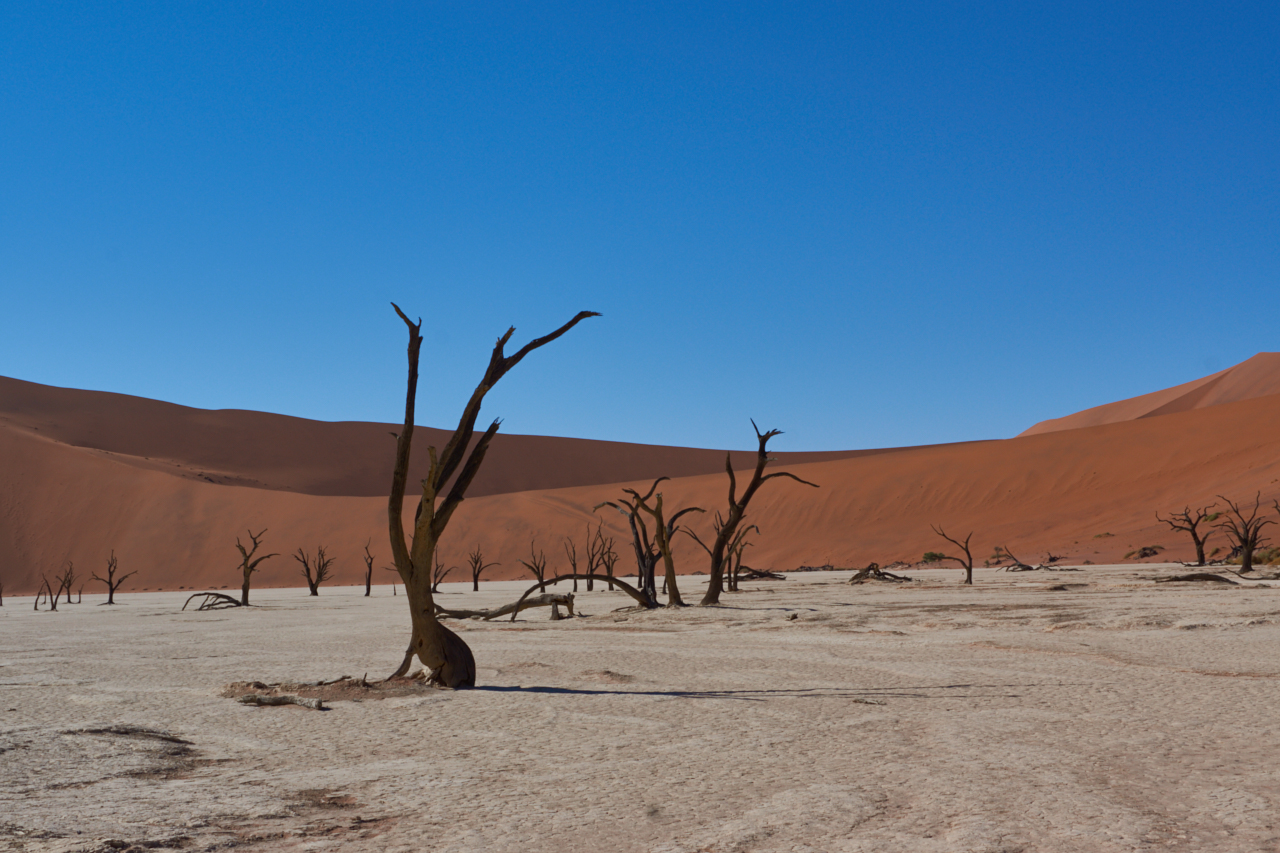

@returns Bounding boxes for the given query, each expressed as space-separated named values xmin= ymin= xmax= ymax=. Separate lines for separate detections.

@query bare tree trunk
xmin=236 ymin=529 xmax=276 ymax=606
xmin=695 ymin=424 xmax=818 ymax=606
xmin=386 ymin=303 xmax=598 ymax=686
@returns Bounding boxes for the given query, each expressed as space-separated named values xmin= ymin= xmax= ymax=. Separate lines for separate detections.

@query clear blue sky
xmin=2 ymin=2 xmax=1276 ymax=451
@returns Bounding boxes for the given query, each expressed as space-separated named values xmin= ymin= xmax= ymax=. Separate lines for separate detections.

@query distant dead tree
xmin=235 ymin=529 xmax=278 ymax=605
xmin=563 ymin=537 xmax=580 ymax=591
xmin=54 ymin=561 xmax=78 ymax=604
xmin=1157 ymin=504 xmax=1219 ymax=566
xmin=726 ymin=524 xmax=759 ymax=592
xmin=432 ymin=554 xmax=454 ymax=593
xmin=35 ymin=575 xmax=58 ymax=611
xmin=386 ymin=303 xmax=598 ymax=686
xmin=362 ymin=541 xmax=376 ymax=596
xmin=1215 ymin=493 xmax=1275 ymax=573
xmin=596 ymin=496 xmax=659 ymax=605
xmin=466 ymin=545 xmax=498 ymax=592
xmin=0 ymin=578 xmax=4 ymax=606
xmin=693 ymin=423 xmax=818 ymax=605
xmin=927 ymin=526 xmax=976 ymax=585
xmin=384 ymin=564 xmax=399 ymax=595
xmin=91 ymin=550 xmax=136 ymax=605
xmin=520 ymin=541 xmax=549 ymax=585
xmin=630 ymin=478 xmax=704 ymax=606
xmin=579 ymin=521 xmax=617 ymax=592
xmin=294 ymin=546 xmax=334 ymax=596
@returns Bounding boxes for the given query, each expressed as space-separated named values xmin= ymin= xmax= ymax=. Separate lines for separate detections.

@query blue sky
xmin=2 ymin=2 xmax=1276 ymax=451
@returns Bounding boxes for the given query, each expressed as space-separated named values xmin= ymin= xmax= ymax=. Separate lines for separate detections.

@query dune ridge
xmin=1020 ymin=352 xmax=1280 ymax=436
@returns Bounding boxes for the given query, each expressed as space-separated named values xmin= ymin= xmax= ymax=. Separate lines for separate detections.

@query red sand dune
xmin=1020 ymin=352 xmax=1280 ymax=436
xmin=3 ymin=363 xmax=1279 ymax=596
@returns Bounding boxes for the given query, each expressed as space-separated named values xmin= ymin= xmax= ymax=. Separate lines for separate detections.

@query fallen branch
xmin=1155 ymin=573 xmax=1238 ymax=584
xmin=848 ymin=563 xmax=915 ymax=584
xmin=737 ymin=563 xmax=783 ymax=578
xmin=509 ymin=574 xmax=654 ymax=619
xmin=182 ymin=592 xmax=245 ymax=611
xmin=237 ymin=693 xmax=325 ymax=710
xmin=436 ymin=593 xmax=576 ymax=621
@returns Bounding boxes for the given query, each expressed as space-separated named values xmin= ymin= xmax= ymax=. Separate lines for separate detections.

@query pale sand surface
xmin=4 ymin=567 xmax=1280 ymax=852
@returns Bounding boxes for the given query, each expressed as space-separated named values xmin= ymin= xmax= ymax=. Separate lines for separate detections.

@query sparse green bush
xmin=922 ymin=551 xmax=947 ymax=563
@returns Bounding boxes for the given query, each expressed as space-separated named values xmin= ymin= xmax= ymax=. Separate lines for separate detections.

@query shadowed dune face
xmin=1020 ymin=352 xmax=1280 ymax=436
xmin=3 ymin=367 xmax=1279 ymax=595
xmin=0 ymin=375 xmax=881 ymax=497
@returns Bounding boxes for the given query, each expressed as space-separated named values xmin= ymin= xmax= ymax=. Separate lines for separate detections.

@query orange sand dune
xmin=1020 ymin=352 xmax=1280 ymax=436
xmin=0 ymin=375 xmax=884 ymax=497
xmin=3 ymin=381 xmax=1278 ymax=596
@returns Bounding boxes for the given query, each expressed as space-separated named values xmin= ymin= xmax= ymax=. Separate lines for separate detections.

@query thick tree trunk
xmin=386 ymin=304 xmax=597 ymax=687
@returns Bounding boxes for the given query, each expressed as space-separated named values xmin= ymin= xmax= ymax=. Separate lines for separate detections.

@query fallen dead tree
xmin=436 ymin=592 xmax=575 ymax=621
xmin=848 ymin=563 xmax=915 ymax=584
xmin=993 ymin=546 xmax=1080 ymax=572
xmin=183 ymin=592 xmax=245 ymax=611
xmin=508 ymin=574 xmax=654 ymax=620
xmin=736 ymin=566 xmax=786 ymax=581
xmin=1155 ymin=573 xmax=1238 ymax=584
xmin=237 ymin=693 xmax=325 ymax=710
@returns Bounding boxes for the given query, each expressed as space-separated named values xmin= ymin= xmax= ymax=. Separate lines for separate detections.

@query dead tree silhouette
xmin=362 ymin=541 xmax=376 ymax=596
xmin=467 ymin=545 xmax=498 ymax=592
xmin=294 ymin=546 xmax=334 ymax=596
xmin=1157 ymin=504 xmax=1220 ymax=566
xmin=91 ymin=551 xmax=136 ymax=604
xmin=386 ymin=303 xmax=598 ymax=687
xmin=928 ymin=526 xmax=976 ymax=585
xmin=1215 ymin=493 xmax=1275 ymax=573
xmin=235 ymin=529 xmax=278 ymax=605
xmin=694 ymin=423 xmax=818 ymax=605
xmin=598 ymin=478 xmax=704 ymax=606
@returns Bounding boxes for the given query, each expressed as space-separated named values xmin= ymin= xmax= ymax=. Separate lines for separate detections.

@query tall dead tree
xmin=564 ymin=537 xmax=580 ymax=591
xmin=235 ymin=529 xmax=278 ymax=605
xmin=1215 ymin=493 xmax=1274 ymax=573
xmin=363 ymin=541 xmax=376 ymax=596
xmin=694 ymin=423 xmax=818 ymax=606
xmin=928 ymin=526 xmax=976 ymax=585
xmin=387 ymin=303 xmax=598 ymax=687
xmin=467 ymin=545 xmax=498 ymax=592
xmin=91 ymin=551 xmax=136 ymax=605
xmin=1156 ymin=504 xmax=1219 ymax=566
xmin=294 ymin=546 xmax=334 ymax=596
xmin=581 ymin=521 xmax=614 ymax=592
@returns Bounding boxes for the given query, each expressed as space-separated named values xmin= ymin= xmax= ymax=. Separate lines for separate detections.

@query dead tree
xmin=54 ymin=561 xmax=78 ymax=604
xmin=1215 ymin=493 xmax=1275 ymax=573
xmin=694 ymin=423 xmax=818 ymax=606
xmin=928 ymin=526 xmax=976 ymax=585
xmin=386 ymin=303 xmax=598 ymax=687
xmin=235 ymin=529 xmax=278 ymax=605
xmin=991 ymin=545 xmax=1033 ymax=571
xmin=362 ymin=541 xmax=376 ymax=596
xmin=432 ymin=554 xmax=454 ymax=593
xmin=596 ymin=497 xmax=660 ymax=605
xmin=581 ymin=521 xmax=615 ymax=592
xmin=520 ymin=541 xmax=549 ymax=585
xmin=727 ymin=524 xmax=759 ymax=592
xmin=599 ymin=478 xmax=704 ymax=606
xmin=437 ymin=592 xmax=576 ymax=621
xmin=294 ymin=546 xmax=334 ymax=596
xmin=563 ymin=537 xmax=579 ymax=591
xmin=35 ymin=575 xmax=57 ymax=610
xmin=1157 ymin=504 xmax=1219 ymax=566
xmin=599 ymin=528 xmax=619 ymax=590
xmin=0 ymin=579 xmax=4 ymax=606
xmin=91 ymin=551 xmax=137 ymax=605
xmin=467 ymin=545 xmax=498 ymax=592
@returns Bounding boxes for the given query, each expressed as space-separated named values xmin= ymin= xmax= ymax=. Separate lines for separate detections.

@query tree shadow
xmin=471 ymin=682 xmax=1034 ymax=701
